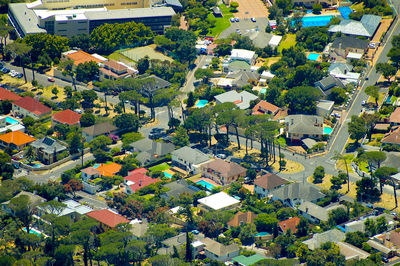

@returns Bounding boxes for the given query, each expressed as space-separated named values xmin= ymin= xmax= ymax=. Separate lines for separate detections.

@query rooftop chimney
xmin=139 ymin=180 xmax=142 ymax=186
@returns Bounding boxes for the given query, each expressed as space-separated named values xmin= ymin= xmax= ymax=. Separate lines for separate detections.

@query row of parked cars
xmin=0 ymin=64 xmax=23 ymax=78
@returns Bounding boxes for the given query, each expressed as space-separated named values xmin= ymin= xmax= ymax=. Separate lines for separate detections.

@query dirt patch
xmin=372 ymin=18 xmax=393 ymax=43
xmin=271 ymin=158 xmax=304 ymax=174
xmin=234 ymin=0 xmax=269 ymax=19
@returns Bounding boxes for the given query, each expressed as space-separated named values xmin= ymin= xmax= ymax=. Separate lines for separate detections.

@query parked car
xmin=235 ymin=17 xmax=239 ymax=22
xmin=2 ymin=68 xmax=10 ymax=73
xmin=230 ymin=17 xmax=235 ymax=22
xmin=251 ymin=17 xmax=256 ymax=22
xmin=16 ymin=73 xmax=23 ymax=79
xmin=9 ymin=70 xmax=18 ymax=77
xmin=48 ymin=77 xmax=55 ymax=82
xmin=216 ymin=154 xmax=226 ymax=159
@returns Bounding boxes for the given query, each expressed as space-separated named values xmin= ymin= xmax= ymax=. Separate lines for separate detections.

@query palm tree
xmin=25 ymin=146 xmax=35 ymax=165
xmin=333 ymin=151 xmax=350 ymax=193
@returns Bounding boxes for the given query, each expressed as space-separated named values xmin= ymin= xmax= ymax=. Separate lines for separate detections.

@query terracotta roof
xmin=0 ymin=87 xmax=22 ymax=101
xmin=52 ymin=109 xmax=81 ymax=125
xmin=389 ymin=107 xmax=400 ymax=124
xmin=128 ymin=167 xmax=148 ymax=175
xmin=124 ymin=172 xmax=158 ymax=193
xmin=65 ymin=50 xmax=102 ymax=66
xmin=87 ymin=209 xmax=129 ymax=228
xmin=13 ymin=97 xmax=51 ymax=116
xmin=104 ymin=60 xmax=127 ymax=72
xmin=0 ymin=130 xmax=36 ymax=146
xmin=202 ymin=159 xmax=246 ymax=178
xmin=254 ymin=173 xmax=289 ymax=190
xmin=227 ymin=211 xmax=257 ymax=227
xmin=252 ymin=100 xmax=280 ymax=114
xmin=278 ymin=216 xmax=300 ymax=233
xmin=96 ymin=162 xmax=122 ymax=177
xmin=81 ymin=167 xmax=100 ymax=176
xmin=382 ymin=127 xmax=400 ymax=145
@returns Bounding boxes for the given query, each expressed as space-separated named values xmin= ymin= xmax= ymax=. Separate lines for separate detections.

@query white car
xmin=235 ymin=17 xmax=239 ymax=22
xmin=9 ymin=70 xmax=17 ymax=77
xmin=230 ymin=17 xmax=235 ymax=23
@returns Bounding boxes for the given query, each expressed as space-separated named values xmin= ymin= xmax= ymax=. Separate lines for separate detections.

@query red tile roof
xmin=227 ymin=211 xmax=257 ymax=227
xmin=52 ymin=109 xmax=82 ymax=125
xmin=278 ymin=217 xmax=301 ymax=234
xmin=66 ymin=50 xmax=102 ymax=66
xmin=252 ymin=100 xmax=280 ymax=115
xmin=13 ymin=97 xmax=51 ymax=116
xmin=382 ymin=127 xmax=400 ymax=145
xmin=128 ymin=167 xmax=148 ymax=175
xmin=87 ymin=209 xmax=129 ymax=228
xmin=0 ymin=87 xmax=22 ymax=101
xmin=389 ymin=107 xmax=400 ymax=124
xmin=124 ymin=171 xmax=158 ymax=193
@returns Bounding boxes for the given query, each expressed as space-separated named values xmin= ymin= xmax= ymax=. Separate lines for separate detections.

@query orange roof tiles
xmin=0 ymin=131 xmax=36 ymax=146
xmin=0 ymin=87 xmax=22 ymax=101
xmin=13 ymin=97 xmax=51 ymax=116
xmin=96 ymin=162 xmax=122 ymax=177
xmin=389 ymin=107 xmax=400 ymax=124
xmin=65 ymin=50 xmax=102 ymax=66
xmin=52 ymin=109 xmax=81 ymax=125
xmin=252 ymin=100 xmax=280 ymax=115
xmin=278 ymin=217 xmax=301 ymax=234
xmin=87 ymin=209 xmax=129 ymax=228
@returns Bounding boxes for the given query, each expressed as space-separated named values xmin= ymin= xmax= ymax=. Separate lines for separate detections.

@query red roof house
xmin=52 ymin=109 xmax=82 ymax=127
xmin=87 ymin=209 xmax=129 ymax=228
xmin=124 ymin=169 xmax=158 ymax=194
xmin=0 ymin=87 xmax=22 ymax=101
xmin=252 ymin=100 xmax=280 ymax=116
xmin=12 ymin=97 xmax=51 ymax=119
xmin=278 ymin=217 xmax=301 ymax=234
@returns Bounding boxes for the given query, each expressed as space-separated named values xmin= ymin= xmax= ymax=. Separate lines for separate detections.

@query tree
xmin=172 ymin=126 xmax=189 ymax=147
xmin=356 ymin=177 xmax=380 ymax=202
xmin=296 ymin=218 xmax=309 ymax=237
xmin=312 ymin=166 xmax=325 ymax=184
xmin=246 ymin=169 xmax=257 ymax=181
xmin=0 ymin=100 xmax=12 ymax=114
xmin=374 ymin=167 xmax=397 ymax=195
xmin=137 ymin=56 xmax=150 ymax=75
xmin=376 ymin=62 xmax=397 ymax=81
xmin=64 ymin=178 xmax=82 ymax=198
xmin=114 ymin=113 xmax=139 ymax=132
xmin=328 ymin=208 xmax=349 ymax=226
xmin=89 ymin=135 xmax=112 ymax=151
xmin=186 ymin=92 xmax=195 ymax=108
xmin=8 ymin=194 xmax=35 ymax=233
xmin=365 ymin=86 xmax=380 ymax=106
xmin=362 ymin=151 xmax=387 ymax=173
xmin=25 ymin=146 xmax=35 ymax=165
xmin=60 ymin=59 xmax=78 ymax=91
xmin=168 ymin=117 xmax=181 ymax=130
xmin=230 ymin=1 xmax=239 ymax=11
xmin=254 ymin=213 xmax=278 ymax=232
xmin=81 ymin=90 xmax=98 ymax=107
xmin=80 ymin=113 xmax=96 ymax=127
xmin=69 ymin=133 xmax=83 ymax=154
xmin=238 ymin=223 xmax=257 ymax=245
xmin=194 ymin=68 xmax=214 ymax=83
xmin=54 ymin=123 xmax=70 ymax=140
xmin=76 ymin=61 xmax=99 ymax=83
xmin=51 ymin=87 xmax=59 ymax=98
xmin=284 ymin=86 xmax=321 ymax=114
xmin=0 ymin=152 xmax=14 ymax=180
xmin=345 ymin=231 xmax=368 ymax=248
xmin=6 ymin=42 xmax=32 ymax=83
xmin=145 ymin=224 xmax=177 ymax=251
xmin=348 ymin=115 xmax=366 ymax=143
xmin=70 ymin=218 xmax=98 ymax=266
xmin=328 ymin=87 xmax=347 ymax=104
xmin=361 ymin=113 xmax=379 ymax=142
xmin=64 ymin=86 xmax=73 ymax=98
xmin=388 ymin=46 xmax=400 ymax=69
xmin=330 ymin=172 xmax=347 ymax=190
xmin=312 ymin=3 xmax=322 ymax=14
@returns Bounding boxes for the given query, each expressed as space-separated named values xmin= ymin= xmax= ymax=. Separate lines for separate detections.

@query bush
xmin=312 ymin=3 xmax=322 ymax=14
xmin=312 ymin=166 xmax=325 ymax=183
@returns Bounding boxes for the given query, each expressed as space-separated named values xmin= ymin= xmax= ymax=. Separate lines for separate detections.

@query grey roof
xmin=328 ymin=15 xmax=381 ymax=37
xmin=285 ymin=115 xmax=324 ymax=136
xmin=212 ymin=6 xmax=222 ymax=14
xmin=328 ymin=63 xmax=352 ymax=76
xmin=130 ymin=222 xmax=148 ymax=238
xmin=159 ymin=232 xmax=205 ymax=255
xmin=302 ymin=138 xmax=317 ymax=150
xmin=31 ymin=137 xmax=67 ymax=154
xmin=165 ymin=0 xmax=183 ymax=8
xmin=303 ymin=229 xmax=345 ymax=250
xmin=82 ymin=122 xmax=118 ymax=137
xmin=84 ymin=7 xmax=176 ymax=21
xmin=337 ymin=242 xmax=370 ymax=260
xmin=131 ymin=138 xmax=175 ymax=164
xmin=140 ymin=75 xmax=172 ymax=95
xmin=161 ymin=180 xmax=200 ymax=200
xmin=315 ymin=74 xmax=345 ymax=91
xmin=8 ymin=4 xmax=47 ymax=36
xmin=3 ymin=191 xmax=46 ymax=206
xmin=366 ymin=240 xmax=394 ymax=255
xmin=172 ymin=146 xmax=210 ymax=165
xmin=361 ymin=15 xmax=382 ymax=37
xmin=331 ymin=36 xmax=369 ymax=50
xmin=271 ymin=182 xmax=325 ymax=203
xmin=298 ymin=201 xmax=345 ymax=222
xmin=214 ymin=90 xmax=258 ymax=109
xmin=202 ymin=237 xmax=240 ymax=257
xmin=226 ymin=70 xmax=260 ymax=88
xmin=316 ymin=100 xmax=335 ymax=111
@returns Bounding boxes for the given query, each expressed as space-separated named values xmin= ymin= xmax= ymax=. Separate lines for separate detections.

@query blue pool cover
xmin=338 ymin=6 xmax=352 ymax=19
xmin=301 ymin=15 xmax=334 ymax=27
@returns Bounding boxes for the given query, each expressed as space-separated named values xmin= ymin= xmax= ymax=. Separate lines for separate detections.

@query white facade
xmin=230 ymin=49 xmax=257 ymax=65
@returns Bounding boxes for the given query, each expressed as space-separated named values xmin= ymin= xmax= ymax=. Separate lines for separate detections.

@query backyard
xmin=208 ymin=4 xmax=234 ymax=37
xmin=278 ymin=34 xmax=296 ymax=53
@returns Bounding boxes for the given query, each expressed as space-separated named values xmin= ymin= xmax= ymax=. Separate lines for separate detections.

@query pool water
xmin=5 ymin=116 xmax=19 ymax=125
xmin=196 ymin=180 xmax=216 ymax=190
xmin=386 ymin=96 xmax=392 ymax=104
xmin=93 ymin=164 xmax=100 ymax=168
xmin=196 ymin=100 xmax=208 ymax=108
xmin=256 ymin=232 xmax=271 ymax=237
xmin=260 ymin=88 xmax=266 ymax=94
xmin=32 ymin=164 xmax=42 ymax=168
xmin=323 ymin=126 xmax=333 ymax=135
xmin=22 ymin=228 xmax=42 ymax=236
xmin=163 ymin=171 xmax=173 ymax=178
xmin=301 ymin=15 xmax=334 ymax=27
xmin=308 ymin=53 xmax=320 ymax=61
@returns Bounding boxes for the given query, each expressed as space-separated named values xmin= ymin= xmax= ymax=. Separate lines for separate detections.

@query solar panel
xmin=43 ymin=137 xmax=54 ymax=146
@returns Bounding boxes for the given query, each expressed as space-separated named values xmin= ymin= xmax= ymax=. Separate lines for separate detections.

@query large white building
xmin=230 ymin=49 xmax=257 ymax=65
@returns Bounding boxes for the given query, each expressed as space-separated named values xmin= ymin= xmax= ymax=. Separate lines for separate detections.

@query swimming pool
xmin=196 ymin=180 xmax=216 ymax=190
xmin=163 ymin=171 xmax=173 ymax=178
xmin=93 ymin=164 xmax=100 ymax=168
xmin=255 ymin=232 xmax=271 ymax=237
xmin=307 ymin=53 xmax=320 ymax=61
xmin=196 ymin=99 xmax=208 ymax=108
xmin=5 ymin=116 xmax=19 ymax=125
xmin=32 ymin=164 xmax=43 ymax=168
xmin=23 ymin=228 xmax=42 ymax=236
xmin=386 ymin=96 xmax=392 ymax=104
xmin=301 ymin=15 xmax=334 ymax=27
xmin=323 ymin=126 xmax=333 ymax=135
xmin=260 ymin=88 xmax=266 ymax=94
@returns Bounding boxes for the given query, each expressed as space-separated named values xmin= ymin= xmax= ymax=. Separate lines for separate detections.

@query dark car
xmin=2 ymin=68 xmax=10 ymax=73
xmin=12 ymin=164 xmax=19 ymax=169
xmin=16 ymin=73 xmax=23 ymax=79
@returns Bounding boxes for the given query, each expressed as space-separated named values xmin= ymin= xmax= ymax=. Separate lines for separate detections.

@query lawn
xmin=149 ymin=163 xmax=170 ymax=172
xmin=278 ymin=34 xmax=296 ymax=53
xmin=365 ymin=133 xmax=384 ymax=147
xmin=41 ymin=86 xmax=66 ymax=101
xmin=208 ymin=6 xmax=234 ymax=37
xmin=367 ymin=92 xmax=386 ymax=106
xmin=119 ymin=44 xmax=173 ymax=62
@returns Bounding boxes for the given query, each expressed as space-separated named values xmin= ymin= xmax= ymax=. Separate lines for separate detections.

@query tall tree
xmin=374 ymin=167 xmax=397 ymax=195
xmin=8 ymin=194 xmax=35 ymax=234
xmin=376 ymin=62 xmax=397 ymax=81
xmin=348 ymin=115 xmax=366 ymax=144
xmin=6 ymin=42 xmax=32 ymax=83
xmin=365 ymin=86 xmax=380 ymax=106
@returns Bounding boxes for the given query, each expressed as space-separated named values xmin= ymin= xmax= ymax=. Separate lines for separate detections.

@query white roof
xmin=26 ymin=0 xmax=42 ymax=8
xmin=261 ymin=70 xmax=275 ymax=79
xmin=198 ymin=192 xmax=240 ymax=210
xmin=392 ymin=173 xmax=400 ymax=181
xmin=269 ymin=35 xmax=282 ymax=47
xmin=346 ymin=52 xmax=363 ymax=59
xmin=231 ymin=49 xmax=255 ymax=60
xmin=217 ymin=78 xmax=233 ymax=87
xmin=91 ymin=53 xmax=108 ymax=62
xmin=34 ymin=7 xmax=106 ymax=20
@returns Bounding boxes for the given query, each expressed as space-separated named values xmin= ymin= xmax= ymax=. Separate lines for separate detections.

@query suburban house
xmin=302 ymin=229 xmax=345 ymax=250
xmin=297 ymin=201 xmax=346 ymax=224
xmin=315 ymin=74 xmax=345 ymax=94
xmin=158 ymin=232 xmax=206 ymax=256
xmin=0 ymin=87 xmax=22 ymax=101
xmin=171 ymin=146 xmax=211 ymax=174
xmin=0 ymin=130 xmax=36 ymax=151
xmin=12 ymin=96 xmax=52 ymax=119
xmin=232 ymin=255 xmax=267 ymax=266
xmin=285 ymin=115 xmax=324 ymax=141
xmin=130 ymin=138 xmax=175 ymax=165
xmin=329 ymin=36 xmax=369 ymax=58
xmin=82 ymin=122 xmax=118 ymax=142
xmin=328 ymin=15 xmax=382 ymax=38
xmin=129 ymin=220 xmax=149 ymax=240
xmin=96 ymin=162 xmax=122 ymax=177
xmin=254 ymin=173 xmax=289 ymax=198
xmin=123 ymin=168 xmax=159 ymax=194
xmin=212 ymin=6 xmax=222 ymax=17
xmin=86 ymin=209 xmax=130 ymax=229
xmin=81 ymin=167 xmax=100 ymax=181
xmin=271 ymin=182 xmax=325 ymax=207
xmin=381 ymin=126 xmax=400 ymax=147
xmin=51 ymin=109 xmax=81 ymax=127
xmin=140 ymin=75 xmax=172 ymax=97
xmin=227 ymin=211 xmax=257 ymax=228
xmin=202 ymin=237 xmax=240 ymax=262
xmin=316 ymin=100 xmax=335 ymax=117
xmin=328 ymin=62 xmax=353 ymax=77
xmin=201 ymin=158 xmax=246 ymax=185
xmin=293 ymin=0 xmax=337 ymax=8
xmin=389 ymin=107 xmax=400 ymax=126
xmin=37 ymin=199 xmax=92 ymax=221
xmin=214 ymin=90 xmax=258 ymax=110
xmin=160 ymin=179 xmax=201 ymax=200
xmin=366 ymin=238 xmax=396 ymax=259
xmin=217 ymin=70 xmax=260 ymax=88
xmin=230 ymin=49 xmax=257 ymax=65
xmin=30 ymin=137 xmax=67 ymax=164
xmin=99 ymin=60 xmax=138 ymax=80
xmin=62 ymin=50 xmax=104 ymax=66
xmin=198 ymin=192 xmax=240 ymax=211
xmin=278 ymin=217 xmax=301 ymax=234
xmin=337 ymin=242 xmax=370 ymax=261
xmin=302 ymin=138 xmax=318 ymax=151
xmin=1 ymin=191 xmax=46 ymax=214
xmin=0 ymin=116 xmax=25 ymax=134
xmin=252 ymin=100 xmax=281 ymax=118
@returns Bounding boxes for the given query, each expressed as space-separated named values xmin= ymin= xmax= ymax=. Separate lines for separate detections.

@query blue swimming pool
xmin=196 ymin=180 xmax=216 ymax=190
xmin=163 ymin=171 xmax=173 ymax=178
xmin=386 ymin=96 xmax=392 ymax=104
xmin=308 ymin=53 xmax=320 ymax=61
xmin=324 ymin=126 xmax=333 ymax=135
xmin=196 ymin=100 xmax=208 ymax=108
xmin=23 ymin=228 xmax=42 ymax=236
xmin=301 ymin=15 xmax=334 ymax=27
xmin=260 ymin=88 xmax=266 ymax=94
xmin=6 ymin=116 xmax=19 ymax=125
xmin=93 ymin=164 xmax=100 ymax=168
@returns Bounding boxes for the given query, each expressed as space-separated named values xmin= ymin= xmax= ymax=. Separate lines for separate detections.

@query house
xmin=1 ymin=191 xmax=46 ymax=214
xmin=62 ymin=50 xmax=104 ymax=66
xmin=212 ymin=6 xmax=222 ymax=17
xmin=381 ymin=126 xmax=400 ymax=146
xmin=227 ymin=211 xmax=257 ymax=228
xmin=297 ymin=201 xmax=346 ymax=224
xmin=198 ymin=192 xmax=240 ymax=211
xmin=217 ymin=70 xmax=260 ymax=88
xmin=171 ymin=146 xmax=211 ymax=174
xmin=30 ymin=137 xmax=67 ymax=164
xmin=129 ymin=220 xmax=149 ymax=240
xmin=285 ymin=115 xmax=324 ymax=141
xmin=214 ymin=90 xmax=258 ymax=110
xmin=99 ymin=60 xmax=138 ymax=80
xmin=315 ymin=74 xmax=345 ymax=94
xmin=202 ymin=237 xmax=240 ymax=262
xmin=330 ymin=36 xmax=369 ymax=58
xmin=268 ymin=35 xmax=282 ymax=48
xmin=389 ymin=107 xmax=400 ymax=126
xmin=278 ymin=216 xmax=300 ymax=234
xmin=87 ymin=209 xmax=130 ymax=228
xmin=96 ymin=162 xmax=122 ymax=177
xmin=123 ymin=168 xmax=158 ymax=194
xmin=232 ymin=254 xmax=267 ymax=266
xmin=81 ymin=167 xmax=100 ymax=182
xmin=252 ymin=100 xmax=281 ymax=117
xmin=201 ymin=158 xmax=246 ymax=185
xmin=0 ymin=116 xmax=25 ymax=134
xmin=140 ymin=75 xmax=172 ymax=97
xmin=37 ymin=199 xmax=92 ymax=221
xmin=82 ymin=122 xmax=118 ymax=142
xmin=0 ymin=87 xmax=22 ymax=101
xmin=158 ymin=232 xmax=205 ymax=256
xmin=366 ymin=239 xmax=395 ymax=258
xmin=160 ymin=179 xmax=201 ymax=200
xmin=328 ymin=62 xmax=353 ymax=77
xmin=130 ymin=138 xmax=175 ymax=165
xmin=303 ymin=229 xmax=345 ymax=250
xmin=337 ymin=242 xmax=370 ymax=261
xmin=230 ymin=49 xmax=257 ymax=65
xmin=345 ymin=220 xmax=365 ymax=233
xmin=0 ymin=130 xmax=36 ymax=151
xmin=328 ymin=15 xmax=381 ymax=38
xmin=254 ymin=173 xmax=289 ymax=198
xmin=12 ymin=96 xmax=51 ymax=119
xmin=316 ymin=100 xmax=334 ymax=117
xmin=293 ymin=0 xmax=338 ymax=8
xmin=302 ymin=138 xmax=317 ymax=151
xmin=271 ymin=182 xmax=325 ymax=207
xmin=51 ymin=109 xmax=81 ymax=127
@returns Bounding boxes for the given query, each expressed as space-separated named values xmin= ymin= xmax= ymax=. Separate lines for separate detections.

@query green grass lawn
xmin=149 ymin=163 xmax=170 ymax=172
xmin=278 ymin=34 xmax=296 ymax=53
xmin=208 ymin=4 xmax=234 ymax=37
